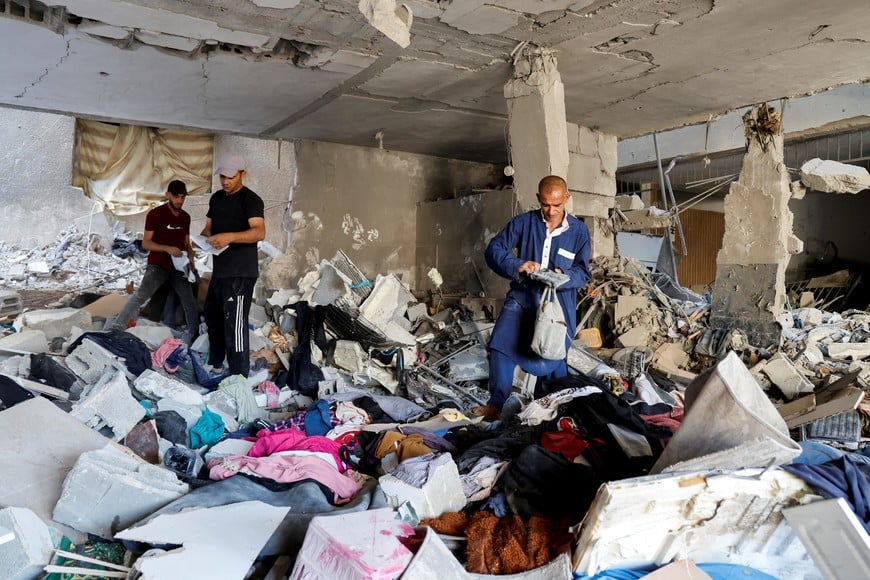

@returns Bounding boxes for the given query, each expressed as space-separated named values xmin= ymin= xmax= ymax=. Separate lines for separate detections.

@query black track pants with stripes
xmin=204 ymin=276 xmax=255 ymax=377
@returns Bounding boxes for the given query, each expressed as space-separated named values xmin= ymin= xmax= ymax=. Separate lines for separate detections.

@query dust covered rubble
xmin=0 ymin=223 xmax=146 ymax=292
xmin=0 ymin=246 xmax=864 ymax=578
xmin=0 ymin=249 xmax=502 ymax=577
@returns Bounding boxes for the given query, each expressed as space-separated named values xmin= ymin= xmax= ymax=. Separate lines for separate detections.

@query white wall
xmin=0 ymin=108 xmax=111 ymax=249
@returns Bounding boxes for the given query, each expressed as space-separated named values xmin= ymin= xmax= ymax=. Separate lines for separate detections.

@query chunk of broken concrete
xmin=0 ymin=397 xmax=124 ymax=541
xmin=616 ymin=326 xmax=650 ymax=348
xmin=125 ymin=324 xmax=174 ymax=350
xmin=800 ymin=158 xmax=870 ymax=194
xmin=116 ymin=501 xmax=289 ymax=579
xmin=66 ymin=337 xmax=134 ymax=383
xmin=827 ymin=342 xmax=870 ymax=361
xmin=52 ymin=446 xmax=188 ymax=538
xmin=358 ymin=0 xmax=413 ymax=48
xmin=134 ymin=369 xmax=204 ymax=406
xmin=761 ymin=352 xmax=814 ymax=400
xmin=650 ymin=342 xmax=696 ymax=384
xmin=0 ymin=329 xmax=49 ymax=354
xmin=71 ymin=369 xmax=146 ymax=440
xmin=0 ymin=506 xmax=56 ymax=580
xmin=358 ymin=274 xmax=417 ymax=345
xmin=0 ymin=289 xmax=23 ymax=319
xmin=333 ymin=339 xmax=398 ymax=392
xmin=16 ymin=308 xmax=93 ymax=341
xmin=651 ymin=351 xmax=801 ymax=474
xmin=795 ymin=307 xmax=823 ymax=327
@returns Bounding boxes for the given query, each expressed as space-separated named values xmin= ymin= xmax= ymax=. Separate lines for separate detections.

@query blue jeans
xmin=112 ymin=264 xmax=199 ymax=344
xmin=487 ymin=349 xmax=567 ymax=410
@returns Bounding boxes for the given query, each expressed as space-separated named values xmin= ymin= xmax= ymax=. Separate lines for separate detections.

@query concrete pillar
xmin=504 ymin=47 xmax=569 ymax=211
xmin=709 ymin=105 xmax=803 ymax=348
xmin=567 ymin=122 xmax=617 ymax=258
xmin=504 ymin=47 xmax=616 ymax=258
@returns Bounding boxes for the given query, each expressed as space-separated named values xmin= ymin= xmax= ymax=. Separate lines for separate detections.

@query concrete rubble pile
xmin=0 ymin=246 xmax=868 ymax=579
xmin=0 ymin=223 xmax=147 ymax=292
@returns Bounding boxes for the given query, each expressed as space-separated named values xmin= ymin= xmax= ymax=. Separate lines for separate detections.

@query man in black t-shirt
xmin=202 ymin=153 xmax=266 ymax=377
xmin=109 ymin=180 xmax=199 ymax=344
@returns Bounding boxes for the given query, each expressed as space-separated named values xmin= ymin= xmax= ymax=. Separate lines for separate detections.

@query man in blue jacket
xmin=473 ymin=175 xmax=591 ymax=420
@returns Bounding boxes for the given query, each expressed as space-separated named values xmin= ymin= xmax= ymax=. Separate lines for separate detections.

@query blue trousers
xmin=487 ymin=349 xmax=567 ymax=410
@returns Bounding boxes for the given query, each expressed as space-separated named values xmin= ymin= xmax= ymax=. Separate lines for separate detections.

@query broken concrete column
xmin=504 ymin=47 xmax=569 ymax=212
xmin=53 ymin=446 xmax=189 ymax=538
xmin=710 ymin=105 xmax=803 ymax=347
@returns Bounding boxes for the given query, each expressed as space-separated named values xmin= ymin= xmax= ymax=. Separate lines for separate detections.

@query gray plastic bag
xmin=531 ymin=286 xmax=567 ymax=360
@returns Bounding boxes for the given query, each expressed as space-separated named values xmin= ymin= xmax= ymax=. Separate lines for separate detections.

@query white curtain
xmin=73 ymin=120 xmax=213 ymax=215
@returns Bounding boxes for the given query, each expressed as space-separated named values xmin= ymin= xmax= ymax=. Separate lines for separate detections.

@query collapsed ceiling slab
xmin=2 ymin=0 xmax=870 ymax=162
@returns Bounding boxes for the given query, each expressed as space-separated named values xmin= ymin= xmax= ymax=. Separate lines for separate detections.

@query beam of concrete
xmin=263 ymin=45 xmax=405 ymax=136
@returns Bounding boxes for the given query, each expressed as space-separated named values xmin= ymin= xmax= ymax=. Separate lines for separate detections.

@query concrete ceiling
xmin=2 ymin=0 xmax=869 ymax=163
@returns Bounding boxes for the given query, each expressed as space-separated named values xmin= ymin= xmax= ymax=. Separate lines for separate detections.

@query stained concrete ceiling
xmin=2 ymin=0 xmax=869 ymax=163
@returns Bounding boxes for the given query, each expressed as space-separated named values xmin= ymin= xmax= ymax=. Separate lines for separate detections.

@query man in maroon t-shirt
xmin=109 ymin=180 xmax=200 ymax=344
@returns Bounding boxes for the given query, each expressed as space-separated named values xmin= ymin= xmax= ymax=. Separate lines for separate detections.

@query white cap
xmin=214 ymin=153 xmax=246 ymax=177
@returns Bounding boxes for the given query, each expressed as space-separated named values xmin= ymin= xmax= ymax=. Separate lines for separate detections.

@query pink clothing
xmin=640 ymin=406 xmax=685 ymax=434
xmin=151 ymin=337 xmax=188 ymax=370
xmin=249 ymin=428 xmax=346 ymax=471
xmin=208 ymin=454 xmax=361 ymax=504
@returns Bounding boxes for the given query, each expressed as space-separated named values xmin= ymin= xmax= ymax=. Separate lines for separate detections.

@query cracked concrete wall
xmin=269 ymin=140 xmax=501 ymax=292
xmin=710 ymin=105 xmax=802 ymax=348
xmin=567 ymin=121 xmax=617 ymax=258
xmin=0 ymin=108 xmax=110 ymax=249
xmin=416 ymin=189 xmax=514 ymax=296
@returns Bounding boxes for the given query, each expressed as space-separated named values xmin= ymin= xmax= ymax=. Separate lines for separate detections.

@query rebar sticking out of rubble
xmin=415 ymin=362 xmax=488 ymax=405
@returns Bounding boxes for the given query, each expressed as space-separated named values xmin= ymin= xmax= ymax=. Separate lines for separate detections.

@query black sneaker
xmin=249 ymin=418 xmax=272 ymax=433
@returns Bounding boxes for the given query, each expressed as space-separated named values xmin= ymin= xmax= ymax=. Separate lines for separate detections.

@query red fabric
xmin=639 ymin=406 xmax=685 ymax=434
xmin=540 ymin=430 xmax=590 ymax=462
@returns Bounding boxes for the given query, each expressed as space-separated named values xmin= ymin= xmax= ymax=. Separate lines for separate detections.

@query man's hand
xmin=207 ymin=233 xmax=235 ymax=251
xmin=518 ymin=261 xmax=541 ymax=276
xmin=167 ymin=246 xmax=183 ymax=258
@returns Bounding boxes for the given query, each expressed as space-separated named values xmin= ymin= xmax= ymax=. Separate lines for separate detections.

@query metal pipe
xmin=653 ymin=133 xmax=680 ymax=282
xmin=663 ymin=158 xmax=688 ymax=257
